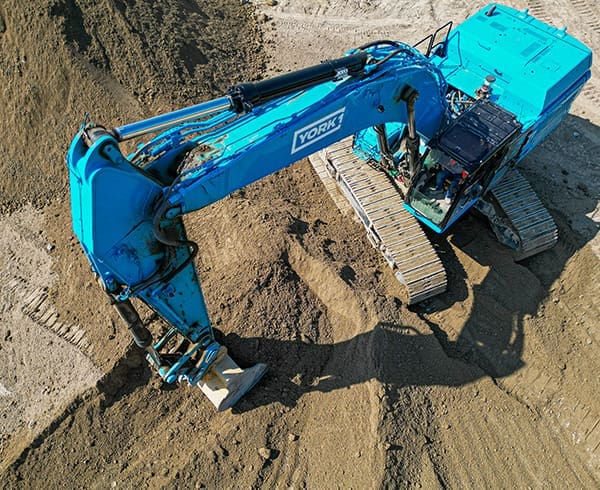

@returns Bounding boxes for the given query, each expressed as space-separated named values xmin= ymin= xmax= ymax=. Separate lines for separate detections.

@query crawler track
xmin=489 ymin=169 xmax=558 ymax=259
xmin=309 ymin=140 xmax=446 ymax=304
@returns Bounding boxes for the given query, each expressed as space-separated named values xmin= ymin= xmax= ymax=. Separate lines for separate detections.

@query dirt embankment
xmin=0 ymin=0 xmax=265 ymax=211
xmin=0 ymin=0 xmax=599 ymax=489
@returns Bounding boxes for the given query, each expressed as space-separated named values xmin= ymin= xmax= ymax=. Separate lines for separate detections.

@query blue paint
xmin=66 ymin=4 xmax=591 ymax=388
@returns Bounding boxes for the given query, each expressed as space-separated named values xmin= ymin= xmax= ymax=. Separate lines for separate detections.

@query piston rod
xmin=111 ymin=53 xmax=368 ymax=142
xmin=112 ymin=96 xmax=233 ymax=141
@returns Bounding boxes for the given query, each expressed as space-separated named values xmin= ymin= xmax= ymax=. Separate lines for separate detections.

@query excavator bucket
xmin=197 ymin=355 xmax=267 ymax=411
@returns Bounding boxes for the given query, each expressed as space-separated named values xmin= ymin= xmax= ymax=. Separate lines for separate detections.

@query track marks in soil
xmin=421 ymin=216 xmax=600 ymax=480
xmin=0 ymin=207 xmax=102 ymax=470
xmin=0 ymin=215 xmax=93 ymax=356
xmin=266 ymin=10 xmax=411 ymax=28
xmin=569 ymin=0 xmax=600 ymax=35
xmin=420 ymin=370 xmax=597 ymax=487
xmin=527 ymin=0 xmax=553 ymax=23
xmin=550 ymin=397 xmax=600 ymax=473
xmin=6 ymin=277 xmax=93 ymax=354
xmin=580 ymin=81 xmax=600 ymax=112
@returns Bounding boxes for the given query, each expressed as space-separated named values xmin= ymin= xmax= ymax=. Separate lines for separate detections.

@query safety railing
xmin=413 ymin=21 xmax=453 ymax=58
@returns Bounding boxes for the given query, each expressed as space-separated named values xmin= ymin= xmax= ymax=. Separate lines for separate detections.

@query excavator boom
xmin=66 ymin=3 xmax=591 ymax=410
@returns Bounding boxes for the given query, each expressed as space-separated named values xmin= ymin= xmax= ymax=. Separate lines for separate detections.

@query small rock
xmin=300 ymin=333 xmax=312 ymax=344
xmin=46 ymin=243 xmax=55 ymax=252
xmin=287 ymin=433 xmax=298 ymax=442
xmin=111 ymin=482 xmax=117 ymax=488
xmin=586 ymin=338 xmax=593 ymax=345
xmin=573 ymin=131 xmax=580 ymax=138
xmin=258 ymin=447 xmax=273 ymax=460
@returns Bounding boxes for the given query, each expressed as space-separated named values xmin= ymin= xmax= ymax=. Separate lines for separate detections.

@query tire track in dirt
xmin=580 ymin=81 xmax=600 ymax=111
xmin=569 ymin=0 xmax=600 ymax=35
xmin=1 ymin=235 xmax=93 ymax=356
xmin=529 ymin=234 xmax=600 ymax=476
xmin=3 ymin=275 xmax=93 ymax=355
xmin=267 ymin=11 xmax=411 ymax=27
xmin=527 ymin=0 xmax=554 ymax=23
xmin=421 ymin=220 xmax=600 ymax=481
xmin=0 ymin=206 xmax=102 ymax=467
xmin=432 ymin=379 xmax=597 ymax=488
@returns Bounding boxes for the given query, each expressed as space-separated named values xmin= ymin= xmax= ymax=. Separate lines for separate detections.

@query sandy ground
xmin=0 ymin=0 xmax=598 ymax=488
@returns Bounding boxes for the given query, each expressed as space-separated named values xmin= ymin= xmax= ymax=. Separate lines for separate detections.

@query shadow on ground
xmin=226 ymin=113 xmax=599 ymax=412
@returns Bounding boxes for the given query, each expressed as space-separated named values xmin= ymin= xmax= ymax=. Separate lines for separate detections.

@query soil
xmin=0 ymin=0 xmax=598 ymax=488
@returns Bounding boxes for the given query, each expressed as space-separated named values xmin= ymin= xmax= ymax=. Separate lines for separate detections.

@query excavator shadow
xmin=222 ymin=323 xmax=484 ymax=413
xmin=225 ymin=113 xmax=599 ymax=412
xmin=96 ymin=346 xmax=152 ymax=408
xmin=408 ymin=112 xmax=599 ymax=378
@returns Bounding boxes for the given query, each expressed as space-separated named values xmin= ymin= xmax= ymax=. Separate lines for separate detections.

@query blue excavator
xmin=67 ymin=4 xmax=591 ymax=409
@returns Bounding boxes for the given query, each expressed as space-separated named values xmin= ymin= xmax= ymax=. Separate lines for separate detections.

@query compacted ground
xmin=0 ymin=1 xmax=598 ymax=488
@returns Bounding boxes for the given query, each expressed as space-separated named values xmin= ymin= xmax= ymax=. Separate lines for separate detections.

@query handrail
xmin=413 ymin=21 xmax=453 ymax=57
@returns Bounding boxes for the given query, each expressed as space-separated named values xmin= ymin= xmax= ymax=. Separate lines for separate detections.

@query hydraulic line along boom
xmin=67 ymin=4 xmax=591 ymax=411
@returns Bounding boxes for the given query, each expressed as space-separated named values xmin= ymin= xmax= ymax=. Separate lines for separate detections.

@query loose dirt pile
xmin=0 ymin=0 xmax=598 ymax=488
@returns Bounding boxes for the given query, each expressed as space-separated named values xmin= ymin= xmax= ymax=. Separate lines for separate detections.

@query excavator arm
xmin=67 ymin=42 xmax=448 ymax=410
xmin=68 ymin=3 xmax=592 ymax=410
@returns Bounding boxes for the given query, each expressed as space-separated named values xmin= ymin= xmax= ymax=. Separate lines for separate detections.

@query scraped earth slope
xmin=0 ymin=0 xmax=599 ymax=488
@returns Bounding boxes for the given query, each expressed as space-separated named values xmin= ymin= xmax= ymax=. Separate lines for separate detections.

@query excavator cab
xmin=404 ymin=98 xmax=523 ymax=232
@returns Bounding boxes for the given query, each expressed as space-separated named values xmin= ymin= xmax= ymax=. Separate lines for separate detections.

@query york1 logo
xmin=291 ymin=108 xmax=345 ymax=155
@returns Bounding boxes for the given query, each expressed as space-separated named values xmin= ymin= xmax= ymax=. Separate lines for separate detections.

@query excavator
xmin=67 ymin=4 xmax=591 ymax=410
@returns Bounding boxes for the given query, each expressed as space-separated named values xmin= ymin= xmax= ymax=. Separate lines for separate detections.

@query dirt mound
xmin=0 ymin=0 xmax=264 ymax=211
xmin=0 ymin=0 xmax=599 ymax=488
